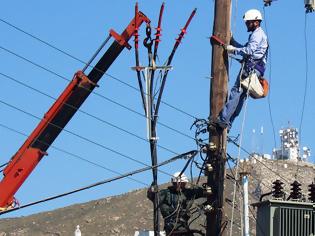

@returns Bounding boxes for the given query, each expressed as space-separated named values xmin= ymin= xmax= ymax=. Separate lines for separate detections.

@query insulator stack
xmin=272 ymin=180 xmax=285 ymax=199
xmin=289 ymin=181 xmax=302 ymax=200
xmin=308 ymin=182 xmax=315 ymax=202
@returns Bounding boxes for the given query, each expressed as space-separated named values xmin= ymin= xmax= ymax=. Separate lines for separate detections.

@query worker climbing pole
xmin=206 ymin=0 xmax=231 ymax=235
xmin=133 ymin=3 xmax=196 ymax=235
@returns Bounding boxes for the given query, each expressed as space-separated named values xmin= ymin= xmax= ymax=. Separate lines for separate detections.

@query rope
xmin=263 ymin=6 xmax=277 ymax=149
xmin=229 ymin=86 xmax=250 ymax=236
xmin=299 ymin=13 xmax=309 ymax=146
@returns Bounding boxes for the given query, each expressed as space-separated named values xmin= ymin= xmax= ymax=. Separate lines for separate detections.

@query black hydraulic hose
xmin=153 ymin=8 xmax=196 ymax=127
xmin=134 ymin=3 xmax=147 ymax=113
xmin=150 ymin=3 xmax=165 ymax=102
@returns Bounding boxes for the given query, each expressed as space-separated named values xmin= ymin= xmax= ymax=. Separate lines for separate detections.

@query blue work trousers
xmin=219 ymin=69 xmax=261 ymax=129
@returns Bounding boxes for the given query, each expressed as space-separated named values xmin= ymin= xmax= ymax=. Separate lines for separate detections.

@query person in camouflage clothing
xmin=147 ymin=172 xmax=205 ymax=236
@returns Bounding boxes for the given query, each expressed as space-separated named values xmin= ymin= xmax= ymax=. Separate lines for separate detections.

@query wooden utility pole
xmin=206 ymin=0 xmax=231 ymax=235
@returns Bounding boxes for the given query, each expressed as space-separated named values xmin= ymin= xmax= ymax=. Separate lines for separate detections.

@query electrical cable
xmin=0 ymin=163 xmax=8 ymax=169
xmin=0 ymin=48 xmax=195 ymax=142
xmin=227 ymin=136 xmax=289 ymax=184
xmin=0 ymin=99 xmax=179 ymax=175
xmin=0 ymin=71 xmax=187 ymax=157
xmin=263 ymin=6 xmax=277 ymax=148
xmin=0 ymin=18 xmax=197 ymax=120
xmin=0 ymin=123 xmax=147 ymax=186
xmin=0 ymin=150 xmax=190 ymax=216
xmin=299 ymin=13 xmax=309 ymax=145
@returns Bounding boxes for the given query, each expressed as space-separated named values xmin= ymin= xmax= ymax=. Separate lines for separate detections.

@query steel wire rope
xmin=263 ymin=6 xmax=277 ymax=148
xmin=0 ymin=46 xmax=195 ymax=142
xmin=0 ymin=71 xmax=187 ymax=157
xmin=0 ymin=99 xmax=181 ymax=179
xmin=299 ymin=13 xmax=309 ymax=146
xmin=0 ymin=18 xmax=197 ymax=120
xmin=0 ymin=150 xmax=189 ymax=216
xmin=0 ymin=123 xmax=147 ymax=186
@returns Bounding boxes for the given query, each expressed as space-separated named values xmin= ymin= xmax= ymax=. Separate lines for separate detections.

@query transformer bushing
xmin=308 ymin=182 xmax=315 ymax=202
xmin=289 ymin=181 xmax=302 ymax=200
xmin=272 ymin=180 xmax=285 ymax=199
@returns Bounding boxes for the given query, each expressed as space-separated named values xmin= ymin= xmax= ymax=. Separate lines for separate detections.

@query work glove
xmin=225 ymin=45 xmax=236 ymax=54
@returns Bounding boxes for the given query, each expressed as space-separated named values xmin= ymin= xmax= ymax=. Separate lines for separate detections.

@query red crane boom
xmin=0 ymin=12 xmax=150 ymax=210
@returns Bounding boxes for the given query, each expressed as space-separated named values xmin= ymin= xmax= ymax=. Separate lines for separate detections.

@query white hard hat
xmin=243 ymin=9 xmax=263 ymax=21
xmin=171 ymin=172 xmax=189 ymax=183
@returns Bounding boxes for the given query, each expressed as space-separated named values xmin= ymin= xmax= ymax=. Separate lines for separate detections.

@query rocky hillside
xmin=0 ymin=158 xmax=314 ymax=236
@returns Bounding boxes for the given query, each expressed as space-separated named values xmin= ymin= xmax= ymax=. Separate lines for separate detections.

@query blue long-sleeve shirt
xmin=232 ymin=27 xmax=268 ymax=66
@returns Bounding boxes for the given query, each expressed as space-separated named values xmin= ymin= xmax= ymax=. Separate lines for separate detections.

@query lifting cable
xmin=0 ymin=150 xmax=198 ymax=216
xmin=0 ymin=18 xmax=197 ymax=120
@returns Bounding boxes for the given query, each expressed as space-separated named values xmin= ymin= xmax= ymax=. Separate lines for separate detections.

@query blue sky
xmin=0 ymin=0 xmax=314 ymax=217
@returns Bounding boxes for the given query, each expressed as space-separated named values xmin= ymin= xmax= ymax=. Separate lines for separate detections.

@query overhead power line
xmin=0 ymin=18 xmax=197 ymax=120
xmin=0 ymin=99 xmax=162 ymax=167
xmin=0 ymin=123 xmax=148 ymax=186
xmin=0 ymin=150 xmax=196 ymax=216
xmin=227 ymin=136 xmax=289 ymax=184
xmin=0 ymin=99 xmax=197 ymax=181
xmin=0 ymin=71 xmax=188 ymax=156
xmin=0 ymin=47 xmax=195 ymax=142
